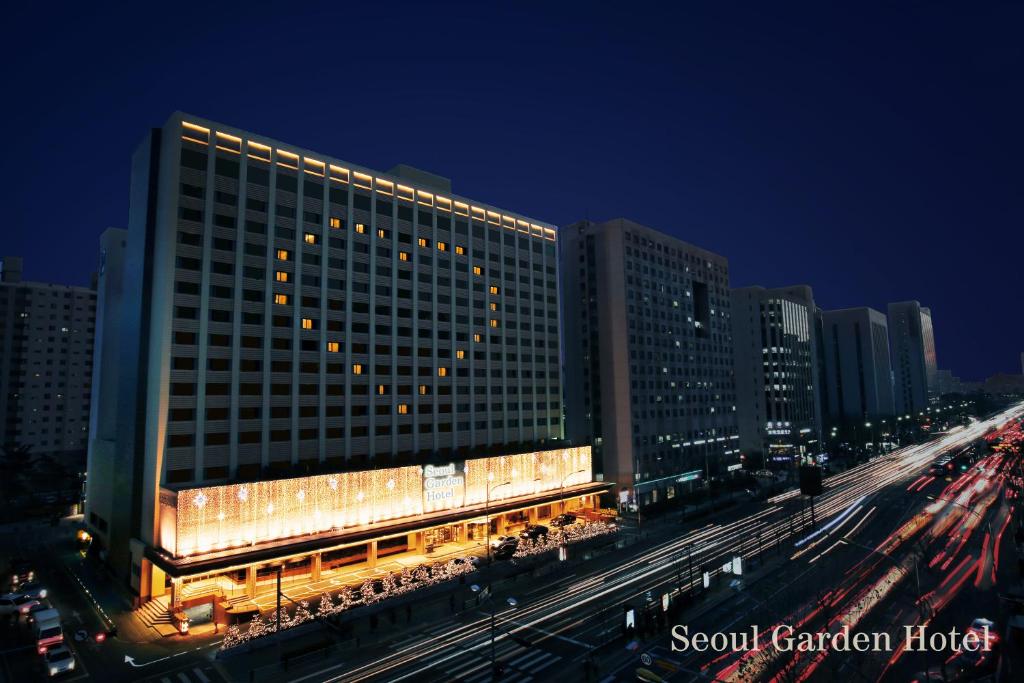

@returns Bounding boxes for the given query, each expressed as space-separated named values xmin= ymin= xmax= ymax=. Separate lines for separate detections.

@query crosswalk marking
xmin=526 ymin=655 xmax=559 ymax=674
xmin=193 ymin=667 xmax=211 ymax=683
xmin=509 ymin=650 xmax=548 ymax=670
xmin=160 ymin=678 xmax=172 ymax=683
xmin=388 ymin=632 xmax=431 ymax=649
xmin=177 ymin=673 xmax=192 ymax=683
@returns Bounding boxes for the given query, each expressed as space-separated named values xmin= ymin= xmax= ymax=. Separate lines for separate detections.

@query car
xmin=4 ymin=558 xmax=34 ymax=592
xmin=519 ymin=524 xmax=549 ymax=541
xmin=34 ymin=617 xmax=64 ymax=655
xmin=493 ymin=540 xmax=518 ymax=561
xmin=0 ymin=592 xmax=41 ymax=616
xmin=18 ymin=582 xmax=48 ymax=601
xmin=26 ymin=601 xmax=54 ymax=625
xmin=43 ymin=645 xmax=76 ymax=677
xmin=490 ymin=535 xmax=517 ymax=548
xmin=550 ymin=513 xmax=576 ymax=528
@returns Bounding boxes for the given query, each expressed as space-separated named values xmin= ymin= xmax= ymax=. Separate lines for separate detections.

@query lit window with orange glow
xmin=301 ymin=318 xmax=313 ymax=330
xmin=455 ymin=245 xmax=465 ymax=256
xmin=352 ymin=364 xmax=363 ymax=375
xmin=473 ymin=266 xmax=482 ymax=276
xmin=304 ymin=233 xmax=316 ymax=245
xmin=377 ymin=384 xmax=387 ymax=395
xmin=456 ymin=349 xmax=465 ymax=360
xmin=418 ymin=237 xmax=429 ymax=248
xmin=489 ymin=285 xmax=500 ymax=295
xmin=329 ymin=217 xmax=341 ymax=229
xmin=437 ymin=242 xmax=447 ymax=252
xmin=397 ymin=403 xmax=409 ymax=415
xmin=274 ymin=294 xmax=289 ymax=305
xmin=399 ymin=251 xmax=410 ymax=262
xmin=489 ymin=302 xmax=497 ymax=311
xmin=276 ymin=249 xmax=290 ymax=261
xmin=275 ymin=271 xmax=289 ymax=283
xmin=489 ymin=319 xmax=499 ymax=328
xmin=418 ymin=384 xmax=429 ymax=395
xmin=355 ymin=223 xmax=366 ymax=234
xmin=438 ymin=367 xmax=448 ymax=377
xmin=327 ymin=341 xmax=340 ymax=353
xmin=473 ymin=333 xmax=482 ymax=343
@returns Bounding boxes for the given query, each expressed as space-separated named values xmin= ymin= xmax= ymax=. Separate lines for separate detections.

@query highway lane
xmin=316 ymin=403 xmax=1023 ymax=682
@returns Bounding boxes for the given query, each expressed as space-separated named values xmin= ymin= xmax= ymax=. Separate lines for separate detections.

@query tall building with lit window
xmin=85 ymin=113 xmax=603 ymax=609
xmin=0 ymin=256 xmax=96 ymax=462
xmin=561 ymin=218 xmax=738 ymax=508
xmin=820 ymin=307 xmax=895 ymax=420
xmin=887 ymin=301 xmax=938 ymax=414
xmin=730 ymin=285 xmax=822 ymax=465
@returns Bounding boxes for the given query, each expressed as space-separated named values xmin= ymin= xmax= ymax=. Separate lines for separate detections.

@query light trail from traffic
xmin=324 ymin=404 xmax=1023 ymax=682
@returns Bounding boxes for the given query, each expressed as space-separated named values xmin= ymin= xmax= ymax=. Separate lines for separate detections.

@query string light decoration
xmin=166 ymin=446 xmax=592 ymax=557
xmin=218 ymin=522 xmax=615 ymax=651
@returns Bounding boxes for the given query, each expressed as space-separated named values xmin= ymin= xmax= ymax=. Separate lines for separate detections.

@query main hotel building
xmin=85 ymin=113 xmax=600 ymax=612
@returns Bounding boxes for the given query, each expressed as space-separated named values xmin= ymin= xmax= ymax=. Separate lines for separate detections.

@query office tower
xmin=0 ymin=256 xmax=96 ymax=463
xmin=561 ymin=218 xmax=738 ymax=508
xmin=85 ymin=113 xmax=601 ymax=609
xmin=731 ymin=285 xmax=822 ymax=465
xmin=820 ymin=307 xmax=895 ymax=420
xmin=887 ymin=301 xmax=938 ymax=414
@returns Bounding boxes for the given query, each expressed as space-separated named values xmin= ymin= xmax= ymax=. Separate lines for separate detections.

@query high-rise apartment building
xmin=887 ymin=301 xmax=938 ymax=414
xmin=820 ymin=307 xmax=895 ymax=420
xmin=0 ymin=256 xmax=96 ymax=462
xmin=730 ymin=285 xmax=822 ymax=464
xmin=561 ymin=218 xmax=738 ymax=508
xmin=85 ymin=113 xmax=602 ymax=610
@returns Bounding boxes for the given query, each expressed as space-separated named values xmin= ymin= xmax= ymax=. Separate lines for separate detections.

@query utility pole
xmin=275 ymin=565 xmax=282 ymax=634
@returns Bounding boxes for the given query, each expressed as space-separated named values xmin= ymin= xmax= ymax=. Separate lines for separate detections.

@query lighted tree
xmin=293 ymin=599 xmax=312 ymax=625
xmin=316 ymin=591 xmax=336 ymax=617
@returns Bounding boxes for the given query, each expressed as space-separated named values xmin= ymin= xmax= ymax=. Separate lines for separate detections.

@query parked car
xmin=493 ymin=538 xmax=518 ymax=561
xmin=0 ymin=592 xmax=41 ymax=617
xmin=4 ymin=558 xmax=34 ymax=592
xmin=550 ymin=513 xmax=576 ymax=528
xmin=43 ymin=645 xmax=76 ymax=677
xmin=519 ymin=524 xmax=549 ymax=541
xmin=18 ymin=582 xmax=48 ymax=601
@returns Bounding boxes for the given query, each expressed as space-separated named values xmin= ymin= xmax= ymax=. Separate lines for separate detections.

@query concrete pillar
xmin=458 ymin=522 xmax=468 ymax=543
xmin=170 ymin=578 xmax=181 ymax=609
xmin=408 ymin=532 xmax=424 ymax=553
xmin=367 ymin=541 xmax=378 ymax=569
xmin=150 ymin=565 xmax=167 ymax=598
xmin=245 ymin=565 xmax=256 ymax=598
xmin=311 ymin=553 xmax=322 ymax=581
xmin=528 ymin=507 xmax=539 ymax=523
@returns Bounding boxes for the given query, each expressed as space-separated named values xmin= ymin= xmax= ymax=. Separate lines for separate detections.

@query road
xmin=288 ymin=403 xmax=1022 ymax=682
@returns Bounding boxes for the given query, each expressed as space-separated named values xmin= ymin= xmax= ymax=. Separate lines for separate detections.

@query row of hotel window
xmin=178 ymin=193 xmax=552 ymax=256
xmin=170 ymin=331 xmax=561 ymax=364
xmin=175 ymin=160 xmax=552 ymax=245
xmin=168 ymin=399 xmax=559 ymax=420
xmin=166 ymin=415 xmax=562 ymax=449
xmin=168 ymin=382 xmax=558 ymax=397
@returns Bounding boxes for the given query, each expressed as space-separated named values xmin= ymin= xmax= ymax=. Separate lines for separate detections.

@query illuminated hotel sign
xmin=422 ymin=462 xmax=466 ymax=508
xmin=162 ymin=446 xmax=593 ymax=558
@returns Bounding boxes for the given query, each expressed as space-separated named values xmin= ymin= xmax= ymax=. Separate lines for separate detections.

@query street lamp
xmin=471 ymin=583 xmax=517 ymax=678
xmin=485 ymin=479 xmax=511 ymax=562
xmin=559 ymin=469 xmax=587 ymax=514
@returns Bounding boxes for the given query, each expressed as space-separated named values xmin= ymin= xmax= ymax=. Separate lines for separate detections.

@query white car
xmin=18 ymin=582 xmax=48 ymax=601
xmin=43 ymin=645 xmax=76 ymax=677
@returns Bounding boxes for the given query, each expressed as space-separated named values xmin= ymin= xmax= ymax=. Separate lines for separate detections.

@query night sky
xmin=3 ymin=2 xmax=1021 ymax=380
